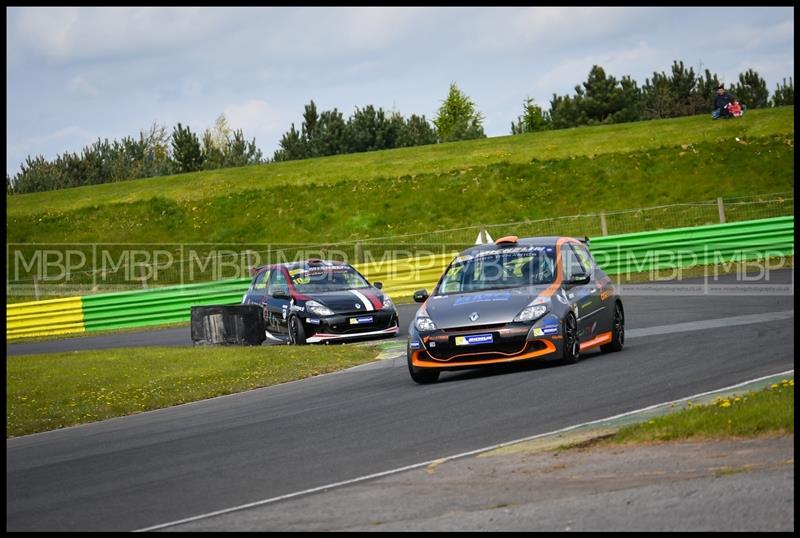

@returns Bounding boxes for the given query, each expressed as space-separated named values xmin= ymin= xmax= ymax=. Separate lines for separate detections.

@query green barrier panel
xmin=589 ymin=216 xmax=793 ymax=275
xmin=7 ymin=216 xmax=794 ymax=338
xmin=81 ymin=279 xmax=251 ymax=332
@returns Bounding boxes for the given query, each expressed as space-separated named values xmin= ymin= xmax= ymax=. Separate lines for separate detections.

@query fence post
xmin=600 ymin=211 xmax=609 ymax=236
xmin=245 ymin=250 xmax=253 ymax=275
xmin=717 ymin=197 xmax=726 ymax=223
xmin=355 ymin=241 xmax=363 ymax=264
xmin=140 ymin=263 xmax=148 ymax=289
xmin=33 ymin=274 xmax=40 ymax=301
xmin=480 ymin=225 xmax=488 ymax=244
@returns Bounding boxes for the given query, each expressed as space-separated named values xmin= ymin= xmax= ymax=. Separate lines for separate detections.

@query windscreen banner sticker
xmin=453 ymin=292 xmax=512 ymax=306
xmin=349 ymin=316 xmax=373 ymax=325
xmin=290 ymin=265 xmax=352 ymax=281
xmin=454 ymin=246 xmax=548 ymax=265
xmin=475 ymin=246 xmax=547 ymax=258
xmin=455 ymin=333 xmax=494 ymax=346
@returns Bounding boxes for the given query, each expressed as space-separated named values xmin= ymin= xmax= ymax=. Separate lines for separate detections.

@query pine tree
xmin=771 ymin=77 xmax=794 ymax=107
xmin=433 ymin=83 xmax=486 ymax=142
xmin=733 ymin=69 xmax=769 ymax=109
xmin=511 ymin=98 xmax=549 ymax=134
xmin=397 ymin=114 xmax=437 ymax=147
xmin=171 ymin=123 xmax=205 ymax=173
xmin=273 ymin=123 xmax=306 ymax=161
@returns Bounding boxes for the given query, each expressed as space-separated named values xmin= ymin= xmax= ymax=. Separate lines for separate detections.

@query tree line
xmin=8 ymin=60 xmax=794 ymax=194
xmin=512 ymin=62 xmax=794 ymax=134
xmin=272 ymin=83 xmax=486 ymax=162
xmin=8 ymin=115 xmax=262 ymax=195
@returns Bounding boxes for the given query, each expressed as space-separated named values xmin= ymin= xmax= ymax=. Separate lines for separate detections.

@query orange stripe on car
xmin=579 ymin=331 xmax=612 ymax=351
xmin=411 ymin=340 xmax=556 ymax=368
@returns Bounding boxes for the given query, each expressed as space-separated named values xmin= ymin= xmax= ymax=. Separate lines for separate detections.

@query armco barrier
xmin=5 ymin=252 xmax=457 ymax=340
xmin=6 ymin=297 xmax=86 ymax=340
xmin=6 ymin=217 xmax=793 ymax=340
xmin=588 ymin=216 xmax=794 ymax=275
xmin=81 ymin=278 xmax=251 ymax=333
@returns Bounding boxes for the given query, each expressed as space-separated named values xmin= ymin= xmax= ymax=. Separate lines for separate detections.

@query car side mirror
xmin=564 ymin=273 xmax=591 ymax=288
xmin=413 ymin=289 xmax=429 ymax=303
xmin=272 ymin=287 xmax=291 ymax=300
xmin=373 ymin=281 xmax=383 ymax=290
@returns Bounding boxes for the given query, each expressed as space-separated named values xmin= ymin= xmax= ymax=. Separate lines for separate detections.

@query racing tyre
xmin=288 ymin=315 xmax=307 ymax=345
xmin=407 ymin=344 xmax=440 ymax=384
xmin=562 ymin=312 xmax=580 ymax=364
xmin=601 ymin=301 xmax=624 ymax=353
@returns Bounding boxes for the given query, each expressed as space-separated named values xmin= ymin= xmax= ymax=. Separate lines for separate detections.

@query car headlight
xmin=306 ymin=300 xmax=334 ymax=317
xmin=514 ymin=303 xmax=548 ymax=323
xmin=414 ymin=316 xmax=437 ymax=332
xmin=382 ymin=295 xmax=395 ymax=310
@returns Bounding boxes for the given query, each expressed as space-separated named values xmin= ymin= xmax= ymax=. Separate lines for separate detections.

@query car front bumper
xmin=408 ymin=320 xmax=564 ymax=370
xmin=305 ymin=310 xmax=399 ymax=344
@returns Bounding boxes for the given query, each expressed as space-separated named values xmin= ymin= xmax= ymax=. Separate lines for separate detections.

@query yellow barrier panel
xmin=355 ymin=252 xmax=456 ymax=299
xmin=7 ymin=297 xmax=85 ymax=340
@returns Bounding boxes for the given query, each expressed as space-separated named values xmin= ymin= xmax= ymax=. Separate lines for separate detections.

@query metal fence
xmin=6 ymin=191 xmax=793 ymax=301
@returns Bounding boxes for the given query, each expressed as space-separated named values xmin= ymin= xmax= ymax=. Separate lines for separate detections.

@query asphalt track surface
xmin=6 ymin=269 xmax=794 ymax=531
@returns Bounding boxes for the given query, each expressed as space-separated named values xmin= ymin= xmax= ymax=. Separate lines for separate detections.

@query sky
xmin=5 ymin=6 xmax=795 ymax=176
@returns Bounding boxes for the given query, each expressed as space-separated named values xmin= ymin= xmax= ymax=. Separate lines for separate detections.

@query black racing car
xmin=406 ymin=235 xmax=624 ymax=383
xmin=242 ymin=259 xmax=399 ymax=344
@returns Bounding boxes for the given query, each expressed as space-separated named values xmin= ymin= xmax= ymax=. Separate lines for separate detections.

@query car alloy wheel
xmin=563 ymin=312 xmax=580 ymax=364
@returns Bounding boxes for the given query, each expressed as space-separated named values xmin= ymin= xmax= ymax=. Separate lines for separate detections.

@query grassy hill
xmin=8 ymin=107 xmax=793 ymax=219
xmin=5 ymin=107 xmax=794 ymax=301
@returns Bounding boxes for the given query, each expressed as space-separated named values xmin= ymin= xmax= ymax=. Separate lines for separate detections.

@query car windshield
xmin=437 ymin=246 xmax=556 ymax=295
xmin=288 ymin=265 xmax=370 ymax=293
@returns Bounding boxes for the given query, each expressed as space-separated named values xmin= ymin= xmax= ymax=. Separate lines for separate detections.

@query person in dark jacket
xmin=712 ymin=84 xmax=734 ymax=119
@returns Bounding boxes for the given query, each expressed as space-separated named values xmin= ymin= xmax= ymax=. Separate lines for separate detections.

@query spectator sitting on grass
xmin=712 ymin=84 xmax=734 ymax=119
xmin=728 ymin=99 xmax=744 ymax=118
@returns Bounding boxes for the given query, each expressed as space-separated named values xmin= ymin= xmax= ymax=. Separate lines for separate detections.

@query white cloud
xmin=7 ymin=126 xmax=95 ymax=172
xmin=223 ymin=99 xmax=285 ymax=145
xmin=534 ymin=40 xmax=660 ymax=98
xmin=460 ymin=6 xmax=648 ymax=55
xmin=11 ymin=7 xmax=238 ymax=64
xmin=66 ymin=75 xmax=98 ymax=97
xmin=707 ymin=17 xmax=794 ymax=51
xmin=239 ymin=7 xmax=428 ymax=63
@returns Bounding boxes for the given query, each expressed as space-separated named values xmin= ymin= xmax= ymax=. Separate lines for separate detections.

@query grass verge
xmin=8 ymin=136 xmax=793 ymax=247
xmin=6 ymin=344 xmax=380 ymax=438
xmin=605 ymin=379 xmax=794 ymax=445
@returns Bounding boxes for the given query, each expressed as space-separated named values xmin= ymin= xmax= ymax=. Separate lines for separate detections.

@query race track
xmin=6 ymin=270 xmax=794 ymax=531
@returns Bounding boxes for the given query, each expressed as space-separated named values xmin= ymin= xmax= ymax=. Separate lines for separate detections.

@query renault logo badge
xmin=469 ymin=312 xmax=480 ymax=322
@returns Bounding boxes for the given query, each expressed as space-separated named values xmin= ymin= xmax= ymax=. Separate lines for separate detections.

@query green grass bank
xmin=7 ymin=107 xmax=793 ymax=245
xmin=6 ymin=344 xmax=380 ymax=438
